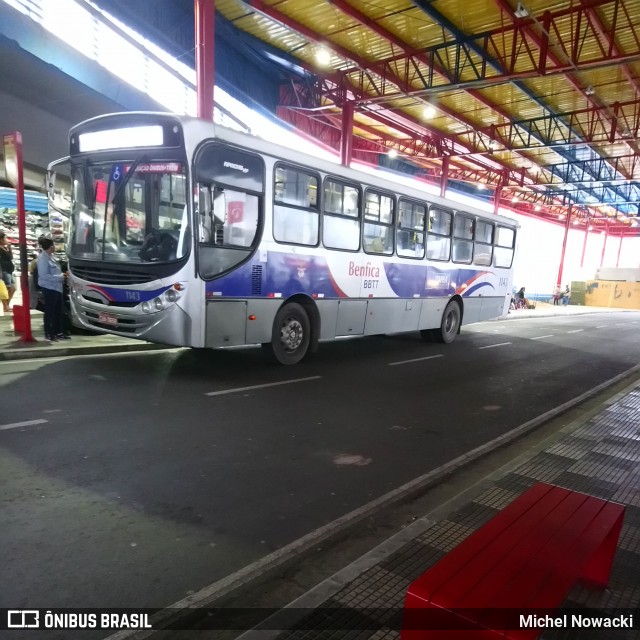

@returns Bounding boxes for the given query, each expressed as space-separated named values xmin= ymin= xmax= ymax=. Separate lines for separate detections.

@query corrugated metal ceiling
xmin=212 ymin=0 xmax=640 ymax=234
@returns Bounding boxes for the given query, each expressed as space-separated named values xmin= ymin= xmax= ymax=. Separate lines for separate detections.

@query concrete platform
xmin=231 ymin=379 xmax=640 ymax=640
xmin=0 ymin=308 xmax=173 ymax=360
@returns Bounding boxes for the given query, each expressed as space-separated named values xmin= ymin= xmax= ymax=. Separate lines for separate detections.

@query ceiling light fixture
xmin=423 ymin=105 xmax=437 ymax=120
xmin=388 ymin=148 xmax=398 ymax=159
xmin=315 ymin=47 xmax=331 ymax=67
xmin=585 ymin=86 xmax=595 ymax=96
xmin=514 ymin=3 xmax=529 ymax=18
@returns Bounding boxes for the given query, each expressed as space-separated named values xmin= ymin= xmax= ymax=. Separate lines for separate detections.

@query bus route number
xmin=499 ymin=277 xmax=509 ymax=287
xmin=363 ymin=279 xmax=379 ymax=289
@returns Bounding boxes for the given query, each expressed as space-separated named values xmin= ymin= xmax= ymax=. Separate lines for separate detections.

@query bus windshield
xmin=69 ymin=159 xmax=190 ymax=263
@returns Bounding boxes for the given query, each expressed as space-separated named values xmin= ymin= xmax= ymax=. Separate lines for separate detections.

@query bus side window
xmin=474 ymin=219 xmax=494 ymax=266
xmin=452 ymin=213 xmax=474 ymax=264
xmin=426 ymin=207 xmax=452 ymax=261
xmin=322 ymin=179 xmax=361 ymax=251
xmin=495 ymin=226 xmax=516 ymax=268
xmin=273 ymin=164 xmax=319 ymax=246
xmin=397 ymin=199 xmax=425 ymax=258
xmin=363 ymin=190 xmax=394 ymax=255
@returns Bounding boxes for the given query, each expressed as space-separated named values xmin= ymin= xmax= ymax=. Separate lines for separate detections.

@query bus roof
xmin=71 ymin=111 xmax=519 ymax=229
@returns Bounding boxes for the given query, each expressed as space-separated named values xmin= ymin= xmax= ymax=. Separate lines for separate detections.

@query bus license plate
xmin=98 ymin=312 xmax=118 ymax=326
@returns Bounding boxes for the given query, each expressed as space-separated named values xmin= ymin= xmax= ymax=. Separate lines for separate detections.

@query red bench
xmin=401 ymin=482 xmax=625 ymax=639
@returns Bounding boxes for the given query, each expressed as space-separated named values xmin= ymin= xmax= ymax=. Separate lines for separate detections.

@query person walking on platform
xmin=553 ymin=285 xmax=561 ymax=305
xmin=36 ymin=237 xmax=70 ymax=342
xmin=0 ymin=231 xmax=16 ymax=313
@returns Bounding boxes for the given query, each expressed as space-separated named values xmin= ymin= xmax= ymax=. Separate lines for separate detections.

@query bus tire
xmin=434 ymin=300 xmax=461 ymax=344
xmin=263 ymin=302 xmax=311 ymax=365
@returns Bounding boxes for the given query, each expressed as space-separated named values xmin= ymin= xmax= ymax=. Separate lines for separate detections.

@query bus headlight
xmin=164 ymin=289 xmax=178 ymax=303
xmin=153 ymin=297 xmax=163 ymax=311
xmin=141 ymin=301 xmax=151 ymax=313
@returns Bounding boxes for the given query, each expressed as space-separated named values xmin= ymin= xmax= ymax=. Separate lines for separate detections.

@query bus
xmin=47 ymin=112 xmax=518 ymax=365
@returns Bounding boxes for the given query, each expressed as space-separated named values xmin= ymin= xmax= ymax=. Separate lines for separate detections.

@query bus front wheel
xmin=263 ymin=302 xmax=311 ymax=365
xmin=421 ymin=300 xmax=461 ymax=344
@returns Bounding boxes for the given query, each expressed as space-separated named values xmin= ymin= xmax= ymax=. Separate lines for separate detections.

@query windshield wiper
xmin=99 ymin=154 xmax=149 ymax=260
xmin=111 ymin=154 xmax=149 ymax=204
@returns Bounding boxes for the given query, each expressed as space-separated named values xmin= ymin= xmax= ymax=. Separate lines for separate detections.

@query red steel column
xmin=556 ymin=204 xmax=572 ymax=286
xmin=600 ymin=223 xmax=608 ymax=267
xmin=493 ymin=170 xmax=508 ymax=215
xmin=3 ymin=132 xmax=33 ymax=341
xmin=440 ymin=156 xmax=449 ymax=198
xmin=616 ymin=228 xmax=625 ymax=267
xmin=492 ymin=185 xmax=502 ymax=215
xmin=195 ymin=0 xmax=215 ymax=120
xmin=340 ymin=102 xmax=354 ymax=167
xmin=580 ymin=212 xmax=590 ymax=268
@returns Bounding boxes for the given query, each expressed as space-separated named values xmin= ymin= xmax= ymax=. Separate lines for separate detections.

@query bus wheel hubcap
xmin=445 ymin=313 xmax=454 ymax=333
xmin=281 ymin=318 xmax=303 ymax=351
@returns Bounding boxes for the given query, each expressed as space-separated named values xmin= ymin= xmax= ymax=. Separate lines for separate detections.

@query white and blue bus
xmin=48 ymin=112 xmax=518 ymax=364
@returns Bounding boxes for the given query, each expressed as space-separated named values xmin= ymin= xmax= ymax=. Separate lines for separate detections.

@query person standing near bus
xmin=0 ymin=231 xmax=16 ymax=313
xmin=553 ymin=285 xmax=561 ymax=305
xmin=36 ymin=237 xmax=70 ymax=341
xmin=562 ymin=284 xmax=571 ymax=306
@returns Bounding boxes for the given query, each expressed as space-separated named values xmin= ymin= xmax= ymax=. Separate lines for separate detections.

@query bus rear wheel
xmin=262 ymin=302 xmax=311 ymax=365
xmin=421 ymin=300 xmax=461 ymax=344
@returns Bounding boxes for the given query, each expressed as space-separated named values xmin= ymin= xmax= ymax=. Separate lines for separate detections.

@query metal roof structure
xmin=207 ymin=0 xmax=640 ymax=237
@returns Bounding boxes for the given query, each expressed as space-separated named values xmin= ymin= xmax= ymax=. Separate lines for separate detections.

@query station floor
xmin=2 ymin=299 xmax=640 ymax=639
xmin=233 ymin=376 xmax=640 ymax=640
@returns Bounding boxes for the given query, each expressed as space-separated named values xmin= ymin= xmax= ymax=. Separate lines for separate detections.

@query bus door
xmin=194 ymin=144 xmax=264 ymax=347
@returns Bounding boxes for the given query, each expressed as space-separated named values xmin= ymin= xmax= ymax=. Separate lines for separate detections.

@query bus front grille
xmin=82 ymin=294 xmax=139 ymax=308
xmin=71 ymin=266 xmax=155 ymax=285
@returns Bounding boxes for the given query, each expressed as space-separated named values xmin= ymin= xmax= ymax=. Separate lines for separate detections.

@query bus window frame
xmin=494 ymin=224 xmax=517 ymax=269
xmin=397 ymin=197 xmax=427 ymax=260
xmin=322 ymin=176 xmax=362 ymax=253
xmin=363 ymin=188 xmax=396 ymax=256
xmin=426 ymin=206 xmax=453 ymax=262
xmin=272 ymin=161 xmax=321 ymax=248
xmin=452 ymin=212 xmax=475 ymax=265
xmin=473 ymin=218 xmax=494 ymax=267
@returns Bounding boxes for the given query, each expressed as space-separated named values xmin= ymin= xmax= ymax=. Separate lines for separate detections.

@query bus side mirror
xmin=47 ymin=156 xmax=71 ymax=216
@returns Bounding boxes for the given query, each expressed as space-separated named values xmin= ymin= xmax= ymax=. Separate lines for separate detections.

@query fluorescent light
xmin=316 ymin=47 xmax=331 ymax=67
xmin=388 ymin=148 xmax=398 ymax=159
xmin=78 ymin=125 xmax=164 ymax=152
xmin=423 ymin=105 xmax=436 ymax=120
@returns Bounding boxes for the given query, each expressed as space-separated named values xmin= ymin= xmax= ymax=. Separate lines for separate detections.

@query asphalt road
xmin=1 ymin=311 xmax=639 ymax=620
